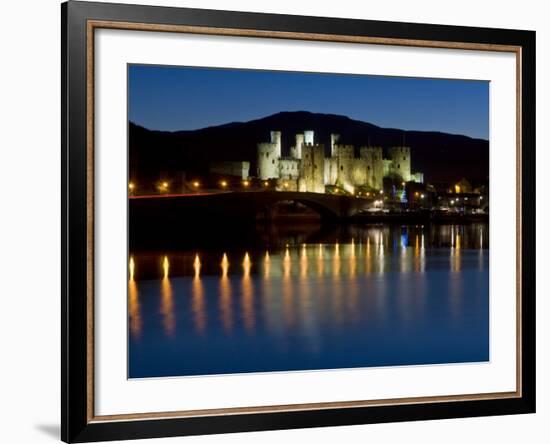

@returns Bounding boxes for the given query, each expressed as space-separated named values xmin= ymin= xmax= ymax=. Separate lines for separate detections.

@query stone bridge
xmin=130 ymin=190 xmax=374 ymax=223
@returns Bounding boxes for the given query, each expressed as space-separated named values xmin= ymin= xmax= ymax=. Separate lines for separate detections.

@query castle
xmin=257 ymin=130 xmax=423 ymax=193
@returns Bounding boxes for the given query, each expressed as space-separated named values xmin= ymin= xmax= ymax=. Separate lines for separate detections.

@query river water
xmin=128 ymin=223 xmax=489 ymax=378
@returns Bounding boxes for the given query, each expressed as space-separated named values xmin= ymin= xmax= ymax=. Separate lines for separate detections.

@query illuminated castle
xmin=257 ymin=130 xmax=423 ymax=193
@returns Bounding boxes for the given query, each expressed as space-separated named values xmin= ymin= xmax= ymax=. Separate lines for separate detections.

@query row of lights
xmin=129 ymin=179 xmax=257 ymax=192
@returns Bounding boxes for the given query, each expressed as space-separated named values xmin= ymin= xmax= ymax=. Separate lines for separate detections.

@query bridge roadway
xmin=129 ymin=190 xmax=374 ymax=222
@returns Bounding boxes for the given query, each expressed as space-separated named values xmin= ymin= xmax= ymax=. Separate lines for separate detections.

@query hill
xmin=129 ymin=111 xmax=489 ymax=184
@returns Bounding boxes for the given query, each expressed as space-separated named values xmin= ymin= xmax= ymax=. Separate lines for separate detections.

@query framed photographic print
xmin=61 ymin=1 xmax=536 ymax=442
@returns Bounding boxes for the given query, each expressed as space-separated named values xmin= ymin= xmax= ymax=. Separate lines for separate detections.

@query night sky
xmin=129 ymin=65 xmax=489 ymax=140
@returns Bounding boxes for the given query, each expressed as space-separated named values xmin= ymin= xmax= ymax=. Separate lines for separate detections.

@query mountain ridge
xmin=129 ymin=111 xmax=489 ymax=183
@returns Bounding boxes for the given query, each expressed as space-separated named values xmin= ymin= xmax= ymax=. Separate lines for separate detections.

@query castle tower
xmin=333 ymin=143 xmax=355 ymax=189
xmin=388 ymin=146 xmax=411 ymax=182
xmin=290 ymin=133 xmax=304 ymax=159
xmin=270 ymin=131 xmax=282 ymax=158
xmin=330 ymin=133 xmax=340 ymax=157
xmin=304 ymin=130 xmax=314 ymax=145
xmin=257 ymin=131 xmax=282 ymax=180
xmin=360 ymin=146 xmax=384 ymax=190
xmin=301 ymin=143 xmax=325 ymax=193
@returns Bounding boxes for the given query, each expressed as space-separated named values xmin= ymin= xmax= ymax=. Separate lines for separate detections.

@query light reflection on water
xmin=128 ymin=223 xmax=489 ymax=378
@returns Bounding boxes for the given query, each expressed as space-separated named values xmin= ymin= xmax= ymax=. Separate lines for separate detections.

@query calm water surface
xmin=128 ymin=223 xmax=488 ymax=378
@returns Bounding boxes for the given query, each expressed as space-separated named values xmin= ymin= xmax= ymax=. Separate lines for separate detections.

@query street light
xmin=220 ymin=180 xmax=228 ymax=188
xmin=263 ymin=181 xmax=269 ymax=187
xmin=243 ymin=180 xmax=250 ymax=187
xmin=192 ymin=181 xmax=200 ymax=188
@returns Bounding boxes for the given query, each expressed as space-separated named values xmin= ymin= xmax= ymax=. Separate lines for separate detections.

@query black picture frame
xmin=61 ymin=1 xmax=536 ymax=442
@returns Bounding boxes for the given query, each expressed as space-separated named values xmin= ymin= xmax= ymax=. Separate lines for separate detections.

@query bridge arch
xmin=256 ymin=198 xmax=339 ymax=221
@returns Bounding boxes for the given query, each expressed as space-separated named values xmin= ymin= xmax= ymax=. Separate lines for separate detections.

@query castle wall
xmin=330 ymin=133 xmax=340 ymax=157
xmin=324 ymin=158 xmax=338 ymax=185
xmin=209 ymin=161 xmax=250 ymax=179
xmin=333 ymin=144 xmax=354 ymax=159
xmin=351 ymin=159 xmax=368 ymax=187
xmin=275 ymin=178 xmax=299 ymax=191
xmin=360 ymin=146 xmax=384 ymax=190
xmin=279 ymin=158 xmax=300 ymax=179
xmin=301 ymin=144 xmax=325 ymax=193
xmin=383 ymin=159 xmax=392 ymax=178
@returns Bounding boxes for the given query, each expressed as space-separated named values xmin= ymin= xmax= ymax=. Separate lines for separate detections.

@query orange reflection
xmin=332 ymin=242 xmax=343 ymax=324
xmin=300 ymin=244 xmax=308 ymax=278
xmin=129 ymin=256 xmax=135 ymax=281
xmin=264 ymin=251 xmax=271 ymax=278
xmin=192 ymin=272 xmax=206 ymax=335
xmin=283 ymin=245 xmax=294 ymax=327
xmin=243 ymin=252 xmax=252 ymax=277
xmin=221 ymin=253 xmax=229 ymax=277
xmin=283 ymin=245 xmax=291 ymax=279
xmin=242 ymin=252 xmax=255 ymax=332
xmin=128 ymin=256 xmax=141 ymax=339
xmin=317 ymin=244 xmax=324 ymax=276
xmin=193 ymin=254 xmax=201 ymax=278
xmin=378 ymin=233 xmax=385 ymax=274
xmin=219 ymin=257 xmax=233 ymax=334
xmin=349 ymin=239 xmax=356 ymax=278
xmin=160 ymin=256 xmax=175 ymax=337
xmin=219 ymin=281 xmax=233 ymax=333
xmin=333 ymin=242 xmax=341 ymax=276
xmin=451 ymin=228 xmax=461 ymax=272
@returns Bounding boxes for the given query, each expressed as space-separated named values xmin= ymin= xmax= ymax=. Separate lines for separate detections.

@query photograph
xmin=127 ymin=65 xmax=490 ymax=379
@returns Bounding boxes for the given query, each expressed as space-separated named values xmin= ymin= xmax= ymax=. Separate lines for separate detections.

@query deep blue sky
xmin=129 ymin=65 xmax=489 ymax=140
